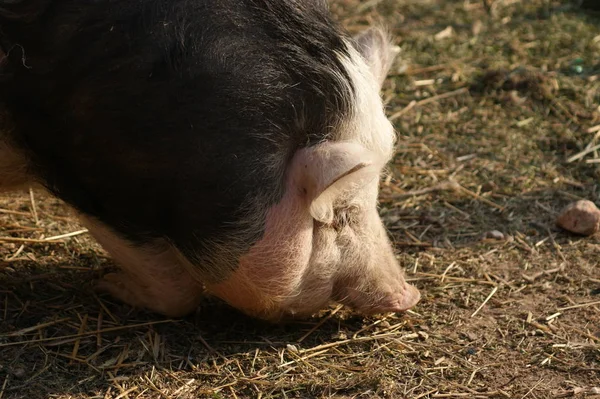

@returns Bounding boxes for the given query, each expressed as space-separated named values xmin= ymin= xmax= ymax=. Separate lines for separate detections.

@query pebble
xmin=556 ymin=200 xmax=600 ymax=236
xmin=484 ymin=230 xmax=504 ymax=240
xmin=12 ymin=367 xmax=25 ymax=378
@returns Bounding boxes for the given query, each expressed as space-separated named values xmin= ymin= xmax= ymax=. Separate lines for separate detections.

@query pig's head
xmin=207 ymin=27 xmax=420 ymax=321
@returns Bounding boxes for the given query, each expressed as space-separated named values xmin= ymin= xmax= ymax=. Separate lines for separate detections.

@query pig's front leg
xmin=0 ymin=136 xmax=32 ymax=192
xmin=80 ymin=216 xmax=205 ymax=318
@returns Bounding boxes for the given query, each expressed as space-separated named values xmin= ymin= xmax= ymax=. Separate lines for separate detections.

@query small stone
xmin=379 ymin=320 xmax=391 ymax=329
xmin=12 ymin=367 xmax=26 ymax=378
xmin=572 ymin=65 xmax=583 ymax=74
xmin=484 ymin=230 xmax=504 ymax=240
xmin=461 ymin=331 xmax=479 ymax=341
xmin=556 ymin=200 xmax=600 ymax=236
xmin=434 ymin=26 xmax=454 ymax=41
xmin=472 ymin=20 xmax=483 ymax=36
xmin=465 ymin=347 xmax=478 ymax=355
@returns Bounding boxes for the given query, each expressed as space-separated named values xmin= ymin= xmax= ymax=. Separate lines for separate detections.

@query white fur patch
xmin=330 ymin=37 xmax=397 ymax=164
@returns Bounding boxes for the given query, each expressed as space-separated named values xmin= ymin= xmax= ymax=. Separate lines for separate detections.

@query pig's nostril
xmin=336 ymin=282 xmax=420 ymax=315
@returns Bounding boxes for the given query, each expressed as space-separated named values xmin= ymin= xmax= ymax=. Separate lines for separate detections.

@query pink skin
xmin=207 ymin=141 xmax=420 ymax=321
xmin=80 ymin=214 xmax=205 ymax=318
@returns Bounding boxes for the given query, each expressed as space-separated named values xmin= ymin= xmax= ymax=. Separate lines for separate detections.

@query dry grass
xmin=1 ymin=0 xmax=600 ymax=398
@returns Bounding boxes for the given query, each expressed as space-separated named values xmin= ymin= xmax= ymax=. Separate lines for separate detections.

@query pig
xmin=0 ymin=0 xmax=420 ymax=321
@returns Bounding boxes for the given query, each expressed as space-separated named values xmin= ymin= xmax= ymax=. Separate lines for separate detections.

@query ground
xmin=1 ymin=0 xmax=599 ymax=398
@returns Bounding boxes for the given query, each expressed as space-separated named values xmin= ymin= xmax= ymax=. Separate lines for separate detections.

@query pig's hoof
xmin=96 ymin=272 xmax=203 ymax=318
xmin=95 ymin=272 xmax=145 ymax=309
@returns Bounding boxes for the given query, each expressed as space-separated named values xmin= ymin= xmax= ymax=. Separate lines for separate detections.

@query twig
xmin=0 ymin=375 xmax=8 ymax=399
xmin=389 ymin=100 xmax=417 ymax=121
xmin=570 ymin=327 xmax=600 ymax=343
xmin=29 ymin=188 xmax=39 ymax=225
xmin=520 ymin=378 xmax=544 ymax=399
xmin=454 ymin=183 xmax=505 ymax=211
xmin=440 ymin=262 xmax=456 ymax=283
xmin=586 ymin=124 xmax=600 ymax=133
xmin=71 ymin=314 xmax=88 ymax=364
xmin=392 ymin=181 xmax=456 ymax=199
xmin=0 ymin=208 xmax=30 ymax=217
xmin=114 ymin=386 xmax=138 ymax=399
xmin=566 ymin=143 xmax=600 ymax=163
xmin=522 ymin=265 xmax=564 ymax=283
xmin=278 ymin=349 xmax=330 ymax=368
xmin=557 ymin=300 xmax=600 ymax=311
xmin=471 ymin=286 xmax=498 ymax=317
xmin=545 ymin=228 xmax=567 ymax=263
xmin=297 ymin=304 xmax=343 ymax=343
xmin=0 ymin=320 xmax=177 ymax=347
xmin=0 ymin=237 xmax=63 ymax=244
xmin=389 ymin=88 xmax=469 ymax=121
xmin=351 ymin=315 xmax=391 ymax=339
xmin=197 ymin=334 xmax=226 ymax=360
xmin=3 ymin=318 xmax=71 ymax=337
xmin=0 ymin=229 xmax=88 ymax=243
xmin=43 ymin=229 xmax=89 ymax=241
xmin=414 ymin=272 xmax=496 ymax=285
xmin=394 ymin=242 xmax=434 ymax=247
xmin=299 ymin=331 xmax=405 ymax=354
xmin=416 ymin=87 xmax=469 ymax=106
xmin=414 ymin=389 xmax=438 ymax=399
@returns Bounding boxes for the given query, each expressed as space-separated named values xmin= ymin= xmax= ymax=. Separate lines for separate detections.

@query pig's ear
xmin=299 ymin=142 xmax=382 ymax=224
xmin=353 ymin=27 xmax=399 ymax=87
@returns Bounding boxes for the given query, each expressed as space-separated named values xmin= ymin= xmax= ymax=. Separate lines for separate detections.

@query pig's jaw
xmin=205 ymin=186 xmax=318 ymax=321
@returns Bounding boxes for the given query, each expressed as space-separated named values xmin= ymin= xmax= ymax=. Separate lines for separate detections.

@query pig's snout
xmin=332 ymin=225 xmax=421 ymax=316
xmin=339 ymin=280 xmax=420 ymax=315
xmin=334 ymin=268 xmax=421 ymax=316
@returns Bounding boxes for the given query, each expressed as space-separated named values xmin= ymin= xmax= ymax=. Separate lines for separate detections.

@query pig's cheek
xmin=205 ymin=200 xmax=314 ymax=320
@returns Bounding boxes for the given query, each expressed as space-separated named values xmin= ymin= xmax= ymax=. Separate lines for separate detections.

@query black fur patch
xmin=0 ymin=0 xmax=356 ymax=280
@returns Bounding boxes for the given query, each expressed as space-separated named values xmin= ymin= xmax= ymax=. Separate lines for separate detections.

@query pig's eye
xmin=331 ymin=205 xmax=360 ymax=231
xmin=331 ymin=212 xmax=349 ymax=231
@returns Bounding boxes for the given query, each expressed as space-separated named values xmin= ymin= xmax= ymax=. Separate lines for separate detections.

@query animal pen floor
xmin=1 ymin=0 xmax=599 ymax=398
